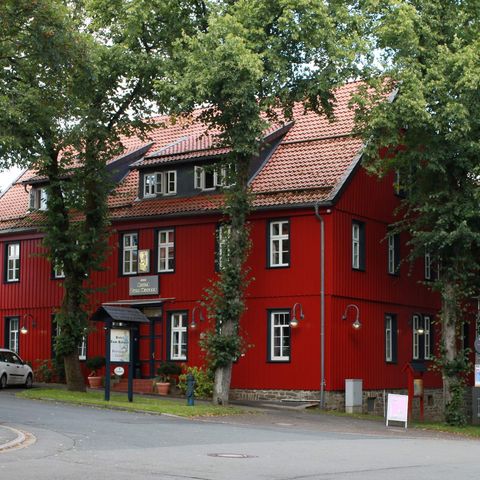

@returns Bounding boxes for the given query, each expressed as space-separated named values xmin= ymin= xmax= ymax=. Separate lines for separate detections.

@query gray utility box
xmin=345 ymin=379 xmax=363 ymax=413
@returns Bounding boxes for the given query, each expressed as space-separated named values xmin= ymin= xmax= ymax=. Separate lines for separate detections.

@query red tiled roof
xmin=0 ymin=81 xmax=364 ymax=230
xmin=251 ymin=136 xmax=362 ymax=193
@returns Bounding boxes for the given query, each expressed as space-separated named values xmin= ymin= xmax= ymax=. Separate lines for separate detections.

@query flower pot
xmin=88 ymin=376 xmax=102 ymax=389
xmin=155 ymin=382 xmax=170 ymax=395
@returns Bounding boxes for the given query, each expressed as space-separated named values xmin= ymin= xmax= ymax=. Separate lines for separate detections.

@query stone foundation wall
xmin=230 ymin=388 xmax=446 ymax=421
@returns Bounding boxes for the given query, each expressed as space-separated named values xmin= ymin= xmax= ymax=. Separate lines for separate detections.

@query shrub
xmin=156 ymin=361 xmax=182 ymax=382
xmin=178 ymin=366 xmax=214 ymax=399
xmin=34 ymin=360 xmax=54 ymax=383
xmin=86 ymin=356 xmax=106 ymax=375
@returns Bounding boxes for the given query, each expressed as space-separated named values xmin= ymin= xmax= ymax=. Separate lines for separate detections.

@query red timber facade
xmin=0 ymin=82 xmax=451 ymax=415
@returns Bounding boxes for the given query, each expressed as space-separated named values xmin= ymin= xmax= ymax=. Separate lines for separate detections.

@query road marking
xmin=208 ymin=453 xmax=257 ymax=459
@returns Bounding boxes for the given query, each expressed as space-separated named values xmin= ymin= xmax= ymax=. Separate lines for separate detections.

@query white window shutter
xmin=29 ymin=189 xmax=36 ymax=209
xmin=156 ymin=172 xmax=164 ymax=195
xmin=194 ymin=166 xmax=203 ymax=189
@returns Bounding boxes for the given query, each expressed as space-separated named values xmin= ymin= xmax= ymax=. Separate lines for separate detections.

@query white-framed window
xmin=29 ymin=187 xmax=48 ymax=210
xmin=8 ymin=317 xmax=19 ymax=353
xmin=78 ymin=336 xmax=87 ymax=360
xmin=194 ymin=164 xmax=231 ymax=191
xmin=157 ymin=229 xmax=174 ymax=272
xmin=424 ymin=315 xmax=431 ymax=359
xmin=384 ymin=314 xmax=397 ymax=363
xmin=6 ymin=242 xmax=20 ymax=282
xmin=169 ymin=312 xmax=187 ymax=360
xmin=216 ymin=224 xmax=231 ymax=271
xmin=412 ymin=314 xmax=432 ymax=360
xmin=388 ymin=235 xmax=395 ymax=274
xmin=194 ymin=166 xmax=216 ymax=191
xmin=144 ymin=173 xmax=157 ymax=197
xmin=387 ymin=233 xmax=400 ymax=275
xmin=352 ymin=223 xmax=360 ymax=269
xmin=268 ymin=220 xmax=290 ymax=267
xmin=412 ymin=314 xmax=421 ymax=360
xmin=385 ymin=315 xmax=393 ymax=362
xmin=352 ymin=221 xmax=365 ymax=270
xmin=424 ymin=251 xmax=432 ymax=280
xmin=269 ymin=311 xmax=290 ymax=361
xmin=166 ymin=171 xmax=177 ymax=194
xmin=122 ymin=232 xmax=138 ymax=275
xmin=143 ymin=171 xmax=176 ymax=197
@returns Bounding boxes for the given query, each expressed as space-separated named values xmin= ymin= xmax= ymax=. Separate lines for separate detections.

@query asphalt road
xmin=1 ymin=388 xmax=479 ymax=480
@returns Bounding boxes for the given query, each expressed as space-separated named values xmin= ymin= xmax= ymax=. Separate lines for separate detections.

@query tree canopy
xmin=355 ymin=0 xmax=480 ymax=424
xmin=160 ymin=0 xmax=367 ymax=403
xmin=0 ymin=0 xmax=205 ymax=390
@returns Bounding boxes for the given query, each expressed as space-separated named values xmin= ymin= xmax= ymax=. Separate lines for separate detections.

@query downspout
xmin=314 ymin=202 xmax=326 ymax=409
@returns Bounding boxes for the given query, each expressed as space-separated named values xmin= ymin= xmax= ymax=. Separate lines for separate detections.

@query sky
xmin=0 ymin=166 xmax=23 ymax=194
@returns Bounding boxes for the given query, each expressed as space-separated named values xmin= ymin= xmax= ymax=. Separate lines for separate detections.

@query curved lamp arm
xmin=290 ymin=303 xmax=305 ymax=328
xmin=342 ymin=304 xmax=361 ymax=330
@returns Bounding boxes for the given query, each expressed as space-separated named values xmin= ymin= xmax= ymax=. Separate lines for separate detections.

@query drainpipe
xmin=314 ymin=202 xmax=326 ymax=409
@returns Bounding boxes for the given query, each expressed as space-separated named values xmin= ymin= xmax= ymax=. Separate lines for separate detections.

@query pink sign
xmin=386 ymin=393 xmax=408 ymax=427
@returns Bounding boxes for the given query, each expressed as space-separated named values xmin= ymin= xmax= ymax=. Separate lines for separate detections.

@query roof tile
xmin=0 ymin=81 xmax=363 ymax=229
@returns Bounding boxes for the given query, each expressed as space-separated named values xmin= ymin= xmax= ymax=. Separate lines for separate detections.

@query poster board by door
xmin=386 ymin=393 xmax=409 ymax=428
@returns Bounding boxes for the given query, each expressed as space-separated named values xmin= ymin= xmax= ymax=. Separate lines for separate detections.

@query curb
xmin=0 ymin=425 xmax=35 ymax=452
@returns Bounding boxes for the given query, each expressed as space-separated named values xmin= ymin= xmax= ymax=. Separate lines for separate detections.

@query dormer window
xmin=194 ymin=164 xmax=232 ymax=191
xmin=29 ymin=187 xmax=48 ymax=211
xmin=143 ymin=171 xmax=176 ymax=198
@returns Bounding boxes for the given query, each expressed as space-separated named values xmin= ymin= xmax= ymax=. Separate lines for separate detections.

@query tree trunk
xmin=64 ymin=351 xmax=86 ymax=392
xmin=213 ymin=362 xmax=233 ymax=405
xmin=441 ymin=282 xmax=457 ymax=408
xmin=61 ymin=276 xmax=87 ymax=392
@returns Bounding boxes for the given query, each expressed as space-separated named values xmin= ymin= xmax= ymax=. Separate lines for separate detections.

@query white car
xmin=0 ymin=349 xmax=33 ymax=389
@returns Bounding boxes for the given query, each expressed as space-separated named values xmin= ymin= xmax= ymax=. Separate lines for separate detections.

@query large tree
xmin=0 ymin=0 xmax=204 ymax=390
xmin=355 ymin=0 xmax=480 ymax=424
xmin=161 ymin=0 xmax=366 ymax=404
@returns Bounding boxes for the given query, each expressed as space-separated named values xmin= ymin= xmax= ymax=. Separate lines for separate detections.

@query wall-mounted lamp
xmin=20 ymin=313 xmax=36 ymax=335
xmin=411 ymin=314 xmax=424 ymax=335
xmin=290 ymin=303 xmax=305 ymax=328
xmin=190 ymin=306 xmax=205 ymax=329
xmin=342 ymin=304 xmax=361 ymax=330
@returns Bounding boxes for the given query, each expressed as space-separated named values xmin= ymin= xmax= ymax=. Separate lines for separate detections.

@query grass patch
xmin=309 ymin=407 xmax=480 ymax=438
xmin=17 ymin=388 xmax=246 ymax=417
xmin=412 ymin=422 xmax=480 ymax=438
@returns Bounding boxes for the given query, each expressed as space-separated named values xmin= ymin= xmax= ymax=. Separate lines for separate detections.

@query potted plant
xmin=86 ymin=356 xmax=106 ymax=389
xmin=154 ymin=361 xmax=182 ymax=395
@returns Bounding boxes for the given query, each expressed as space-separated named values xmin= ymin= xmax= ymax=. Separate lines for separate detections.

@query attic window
xmin=29 ymin=187 xmax=48 ymax=211
xmin=143 ymin=171 xmax=176 ymax=198
xmin=194 ymin=164 xmax=233 ymax=191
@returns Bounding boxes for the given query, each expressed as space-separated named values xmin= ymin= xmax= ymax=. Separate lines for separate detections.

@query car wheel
xmin=24 ymin=374 xmax=33 ymax=389
xmin=0 ymin=374 xmax=6 ymax=389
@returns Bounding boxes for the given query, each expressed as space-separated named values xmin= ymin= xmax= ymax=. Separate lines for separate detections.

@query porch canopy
xmin=91 ymin=305 xmax=150 ymax=324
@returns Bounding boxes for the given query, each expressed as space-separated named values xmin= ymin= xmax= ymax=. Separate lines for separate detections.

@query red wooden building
xmin=0 ymin=82 xmax=449 ymax=415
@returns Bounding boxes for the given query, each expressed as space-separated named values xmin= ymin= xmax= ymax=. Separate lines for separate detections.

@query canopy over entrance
xmin=91 ymin=305 xmax=150 ymax=324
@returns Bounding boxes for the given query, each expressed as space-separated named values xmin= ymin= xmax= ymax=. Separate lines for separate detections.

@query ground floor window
xmin=268 ymin=310 xmax=290 ymax=362
xmin=5 ymin=317 xmax=19 ymax=353
xmin=385 ymin=314 xmax=397 ymax=363
xmin=169 ymin=311 xmax=187 ymax=361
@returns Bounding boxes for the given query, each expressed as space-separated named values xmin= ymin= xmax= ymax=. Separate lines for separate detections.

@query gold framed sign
xmin=138 ymin=249 xmax=150 ymax=273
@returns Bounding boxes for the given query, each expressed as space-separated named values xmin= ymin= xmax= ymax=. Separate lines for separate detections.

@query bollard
xmin=186 ymin=373 xmax=196 ymax=406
